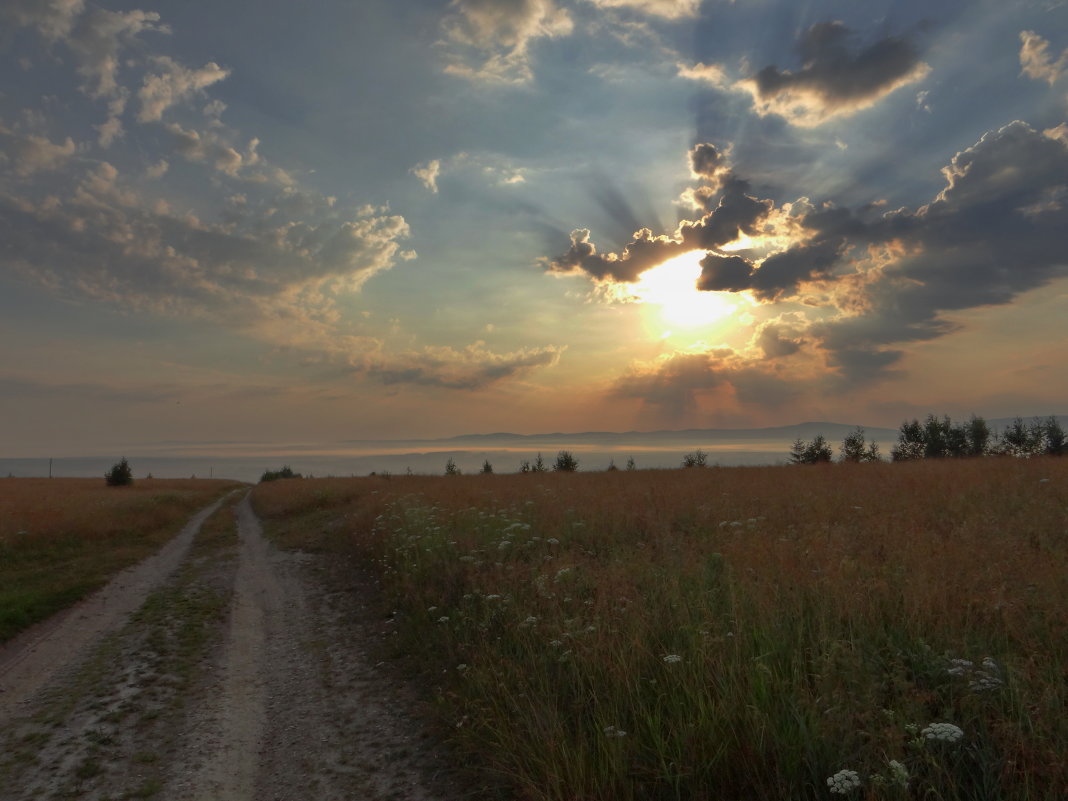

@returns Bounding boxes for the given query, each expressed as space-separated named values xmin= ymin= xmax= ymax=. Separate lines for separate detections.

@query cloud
xmin=0 ymin=125 xmax=77 ymax=176
xmin=0 ymin=158 xmax=415 ymax=336
xmin=1019 ymin=30 xmax=1067 ymax=86
xmin=737 ymin=21 xmax=930 ymax=127
xmin=586 ymin=0 xmax=701 ymax=19
xmin=441 ymin=0 xmax=574 ymax=84
xmin=548 ymin=144 xmax=773 ymax=283
xmin=164 ymin=122 xmax=253 ymax=177
xmin=66 ymin=7 xmax=169 ymax=98
xmin=676 ymin=61 xmax=728 ymax=87
xmin=137 ymin=57 xmax=230 ymax=122
xmin=1 ymin=0 xmax=85 ymax=41
xmin=410 ymin=159 xmax=442 ymax=193
xmin=366 ymin=341 xmax=565 ymax=390
xmin=612 ymin=349 xmax=801 ymax=421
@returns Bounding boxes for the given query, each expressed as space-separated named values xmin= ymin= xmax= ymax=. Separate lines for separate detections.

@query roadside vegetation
xmin=0 ymin=478 xmax=241 ymax=642
xmin=252 ymin=458 xmax=1068 ymax=800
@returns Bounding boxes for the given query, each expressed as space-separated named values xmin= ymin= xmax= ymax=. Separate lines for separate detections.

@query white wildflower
xmin=547 ymin=537 xmax=560 ymax=545
xmin=456 ymin=663 xmax=468 ymax=672
xmin=663 ymin=654 xmax=683 ymax=664
xmin=437 ymin=616 xmax=450 ymax=623
xmin=888 ymin=759 xmax=909 ymax=789
xmin=523 ymin=615 xmax=538 ymax=625
xmin=549 ymin=639 xmax=563 ymax=647
xmin=826 ymin=769 xmax=861 ymax=794
xmin=486 ymin=594 xmax=501 ymax=600
xmin=498 ymin=540 xmax=511 ymax=550
xmin=922 ymin=722 xmax=964 ymax=743
xmin=603 ymin=725 xmax=627 ymax=738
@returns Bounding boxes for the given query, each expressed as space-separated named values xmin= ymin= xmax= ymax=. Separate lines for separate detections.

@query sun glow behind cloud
xmin=625 ymin=251 xmax=752 ymax=333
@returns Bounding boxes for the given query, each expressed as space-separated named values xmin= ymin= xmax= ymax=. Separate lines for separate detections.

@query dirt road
xmin=0 ymin=492 xmax=460 ymax=801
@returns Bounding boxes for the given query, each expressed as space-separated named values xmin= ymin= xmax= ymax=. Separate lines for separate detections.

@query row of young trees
xmin=789 ymin=414 xmax=1066 ymax=465
xmin=446 ymin=450 xmax=594 ymax=476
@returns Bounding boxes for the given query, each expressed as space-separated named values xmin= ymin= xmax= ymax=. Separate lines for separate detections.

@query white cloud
xmin=410 ymin=159 xmax=442 ymax=193
xmin=441 ymin=0 xmax=574 ymax=84
xmin=137 ymin=57 xmax=231 ymax=123
xmin=0 ymin=125 xmax=77 ymax=176
xmin=1019 ymin=30 xmax=1068 ymax=86
xmin=587 ymin=0 xmax=701 ymax=20
xmin=67 ymin=8 xmax=169 ymax=98
xmin=677 ymin=61 xmax=728 ymax=87
xmin=1 ymin=0 xmax=85 ymax=41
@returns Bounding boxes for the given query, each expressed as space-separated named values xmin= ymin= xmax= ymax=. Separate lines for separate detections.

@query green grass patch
xmin=0 ymin=479 xmax=243 ymax=643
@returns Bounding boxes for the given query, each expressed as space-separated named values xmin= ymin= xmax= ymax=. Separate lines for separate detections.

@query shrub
xmin=105 ymin=457 xmax=134 ymax=487
xmin=532 ymin=453 xmax=547 ymax=473
xmin=445 ymin=458 xmax=461 ymax=476
xmin=480 ymin=460 xmax=494 ymax=474
xmin=681 ymin=449 xmax=708 ymax=468
xmin=552 ymin=450 xmax=578 ymax=472
xmin=260 ymin=465 xmax=302 ymax=482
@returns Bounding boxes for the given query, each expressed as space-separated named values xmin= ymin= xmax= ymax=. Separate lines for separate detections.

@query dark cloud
xmin=741 ymin=21 xmax=930 ymax=126
xmin=548 ymin=226 xmax=685 ymax=283
xmin=612 ymin=350 xmax=801 ymax=419
xmin=689 ymin=142 xmax=726 ymax=181
xmin=748 ymin=236 xmax=845 ymax=301
xmin=697 ymin=253 xmax=753 ymax=292
xmin=754 ymin=322 xmax=803 ymax=359
xmin=613 ymin=351 xmax=729 ymax=419
xmin=812 ymin=121 xmax=1068 ymax=381
xmin=548 ymin=152 xmax=773 ymax=284
xmin=678 ymin=175 xmax=773 ymax=250
xmin=366 ymin=343 xmax=564 ymax=391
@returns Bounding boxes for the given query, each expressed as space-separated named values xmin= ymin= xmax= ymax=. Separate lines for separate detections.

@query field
xmin=0 ymin=477 xmax=243 ymax=642
xmin=253 ymin=458 xmax=1068 ymax=801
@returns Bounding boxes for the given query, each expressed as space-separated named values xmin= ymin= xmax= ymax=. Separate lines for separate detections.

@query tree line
xmin=789 ymin=414 xmax=1066 ymax=465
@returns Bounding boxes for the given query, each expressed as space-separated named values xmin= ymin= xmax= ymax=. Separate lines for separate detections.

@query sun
xmin=630 ymin=250 xmax=747 ymax=329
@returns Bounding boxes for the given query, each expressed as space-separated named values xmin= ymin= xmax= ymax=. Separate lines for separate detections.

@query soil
xmin=0 ymin=492 xmax=467 ymax=801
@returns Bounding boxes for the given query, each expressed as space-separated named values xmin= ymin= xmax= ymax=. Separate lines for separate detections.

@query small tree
xmin=625 ymin=456 xmax=637 ymax=471
xmin=965 ymin=415 xmax=990 ymax=457
xmin=606 ymin=459 xmax=619 ymax=471
xmin=1041 ymin=415 xmax=1066 ymax=456
xmin=532 ymin=453 xmax=547 ymax=473
xmin=105 ymin=457 xmax=134 ymax=487
xmin=789 ymin=437 xmax=808 ymax=465
xmin=445 ymin=458 xmax=461 ymax=476
xmin=480 ymin=459 xmax=494 ymax=474
xmin=553 ymin=450 xmax=578 ymax=472
xmin=681 ymin=449 xmax=708 ymax=468
xmin=839 ymin=428 xmax=867 ymax=463
xmin=891 ymin=419 xmax=925 ymax=461
xmin=519 ymin=459 xmax=531 ymax=473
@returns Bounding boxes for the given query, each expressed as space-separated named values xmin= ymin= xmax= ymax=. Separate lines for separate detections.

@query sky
xmin=1 ymin=0 xmax=1067 ymax=455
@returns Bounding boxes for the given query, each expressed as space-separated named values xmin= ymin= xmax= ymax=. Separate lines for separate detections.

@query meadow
xmin=0 ymin=477 xmax=242 ymax=642
xmin=253 ymin=458 xmax=1068 ymax=801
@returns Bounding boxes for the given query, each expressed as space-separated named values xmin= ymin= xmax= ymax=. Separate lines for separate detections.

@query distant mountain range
xmin=341 ymin=416 xmax=1066 ymax=451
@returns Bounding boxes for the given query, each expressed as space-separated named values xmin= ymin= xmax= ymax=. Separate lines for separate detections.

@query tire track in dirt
xmin=0 ymin=495 xmax=231 ymax=724
xmin=172 ymin=493 xmax=278 ymax=801
xmin=167 ymin=493 xmax=462 ymax=801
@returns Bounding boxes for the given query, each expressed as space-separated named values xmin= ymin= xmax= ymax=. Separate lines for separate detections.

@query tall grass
xmin=0 ymin=478 xmax=242 ymax=642
xmin=253 ymin=459 xmax=1068 ymax=800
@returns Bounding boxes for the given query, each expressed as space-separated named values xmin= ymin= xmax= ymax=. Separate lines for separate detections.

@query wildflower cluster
xmin=946 ymin=656 xmax=1003 ymax=692
xmin=826 ymin=769 xmax=861 ymax=794
xmin=922 ymin=722 xmax=964 ymax=744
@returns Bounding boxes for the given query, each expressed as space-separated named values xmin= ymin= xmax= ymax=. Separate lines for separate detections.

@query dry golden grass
xmin=0 ymin=477 xmax=243 ymax=642
xmin=253 ymin=458 xmax=1068 ymax=800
